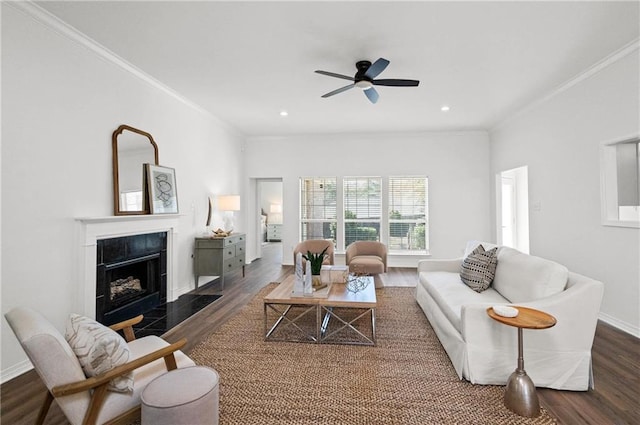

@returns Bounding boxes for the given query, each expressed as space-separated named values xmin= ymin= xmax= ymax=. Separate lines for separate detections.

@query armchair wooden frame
xmin=35 ymin=315 xmax=186 ymax=425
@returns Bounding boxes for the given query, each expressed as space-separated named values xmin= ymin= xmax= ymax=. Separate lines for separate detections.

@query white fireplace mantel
xmin=75 ymin=214 xmax=182 ymax=318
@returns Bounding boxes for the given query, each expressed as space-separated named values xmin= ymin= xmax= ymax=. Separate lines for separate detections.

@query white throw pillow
xmin=65 ymin=314 xmax=133 ymax=393
xmin=492 ymin=247 xmax=568 ymax=303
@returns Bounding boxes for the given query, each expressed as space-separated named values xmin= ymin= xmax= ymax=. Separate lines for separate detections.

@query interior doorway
xmin=253 ymin=178 xmax=283 ymax=262
xmin=501 ymin=176 xmax=516 ymax=248
xmin=496 ymin=166 xmax=530 ymax=253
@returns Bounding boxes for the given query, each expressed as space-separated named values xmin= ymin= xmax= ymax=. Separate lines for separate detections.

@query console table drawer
xmin=224 ymin=256 xmax=245 ymax=272
xmin=223 ymin=246 xmax=236 ymax=259
xmin=225 ymin=234 xmax=245 ymax=246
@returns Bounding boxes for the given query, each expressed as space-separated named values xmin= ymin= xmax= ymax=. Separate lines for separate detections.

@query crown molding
xmin=492 ymin=38 xmax=640 ymax=132
xmin=6 ymin=1 xmax=216 ymax=119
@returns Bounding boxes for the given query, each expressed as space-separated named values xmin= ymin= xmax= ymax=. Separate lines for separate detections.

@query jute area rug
xmin=189 ymin=283 xmax=557 ymax=425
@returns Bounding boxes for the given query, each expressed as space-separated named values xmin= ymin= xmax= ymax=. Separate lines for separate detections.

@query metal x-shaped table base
xmin=264 ymin=303 xmax=318 ymax=343
xmin=264 ymin=303 xmax=376 ymax=345
xmin=319 ymin=306 xmax=376 ymax=346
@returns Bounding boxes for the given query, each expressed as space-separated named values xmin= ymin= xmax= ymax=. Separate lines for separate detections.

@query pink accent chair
xmin=345 ymin=241 xmax=388 ymax=275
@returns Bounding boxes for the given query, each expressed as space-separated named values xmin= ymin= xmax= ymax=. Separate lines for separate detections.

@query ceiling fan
xmin=315 ymin=58 xmax=419 ymax=104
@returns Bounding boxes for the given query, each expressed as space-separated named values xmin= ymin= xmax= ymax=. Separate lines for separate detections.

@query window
xmin=600 ymin=135 xmax=640 ymax=227
xmin=300 ymin=178 xmax=337 ymax=241
xmin=120 ymin=190 xmax=143 ymax=212
xmin=299 ymin=176 xmax=429 ymax=252
xmin=343 ymin=177 xmax=382 ymax=246
xmin=388 ymin=176 xmax=428 ymax=251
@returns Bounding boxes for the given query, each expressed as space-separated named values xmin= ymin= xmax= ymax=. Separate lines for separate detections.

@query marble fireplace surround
xmin=75 ymin=214 xmax=181 ymax=319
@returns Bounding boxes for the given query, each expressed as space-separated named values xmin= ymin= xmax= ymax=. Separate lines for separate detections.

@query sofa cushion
xmin=419 ymin=271 xmax=508 ymax=332
xmin=492 ymin=247 xmax=568 ymax=302
xmin=460 ymin=245 xmax=498 ymax=292
xmin=65 ymin=314 xmax=133 ymax=393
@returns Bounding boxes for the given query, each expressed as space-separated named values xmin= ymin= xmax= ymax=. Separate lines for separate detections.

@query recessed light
xmin=280 ymin=111 xmax=288 ymax=117
xmin=441 ymin=105 xmax=450 ymax=112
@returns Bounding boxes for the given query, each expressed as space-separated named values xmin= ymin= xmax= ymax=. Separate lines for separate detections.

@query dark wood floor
xmin=2 ymin=242 xmax=638 ymax=425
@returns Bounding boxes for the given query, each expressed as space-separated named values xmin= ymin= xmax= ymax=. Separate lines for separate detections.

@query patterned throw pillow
xmin=460 ymin=245 xmax=499 ymax=292
xmin=65 ymin=314 xmax=133 ymax=393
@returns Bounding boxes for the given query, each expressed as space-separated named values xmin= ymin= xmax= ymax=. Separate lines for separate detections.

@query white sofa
xmin=415 ymin=241 xmax=604 ymax=391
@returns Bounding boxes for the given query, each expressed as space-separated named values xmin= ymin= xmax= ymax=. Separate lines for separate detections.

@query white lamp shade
xmin=217 ymin=195 xmax=240 ymax=211
xmin=270 ymin=204 xmax=282 ymax=213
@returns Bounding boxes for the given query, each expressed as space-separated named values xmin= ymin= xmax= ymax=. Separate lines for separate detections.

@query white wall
xmin=1 ymin=4 xmax=244 ymax=380
xmin=244 ymin=132 xmax=492 ymax=265
xmin=490 ymin=47 xmax=640 ymax=335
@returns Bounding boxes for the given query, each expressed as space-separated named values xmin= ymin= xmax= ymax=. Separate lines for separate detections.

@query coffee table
xmin=263 ymin=274 xmax=376 ymax=345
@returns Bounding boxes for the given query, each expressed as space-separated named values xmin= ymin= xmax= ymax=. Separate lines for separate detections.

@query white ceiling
xmin=37 ymin=1 xmax=639 ymax=137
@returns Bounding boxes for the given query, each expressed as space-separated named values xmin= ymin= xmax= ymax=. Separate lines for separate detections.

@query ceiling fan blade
xmin=364 ymin=58 xmax=390 ymax=79
xmin=315 ymin=70 xmax=355 ymax=81
xmin=364 ymin=87 xmax=379 ymax=104
xmin=321 ymin=84 xmax=355 ymax=98
xmin=373 ymin=79 xmax=420 ymax=87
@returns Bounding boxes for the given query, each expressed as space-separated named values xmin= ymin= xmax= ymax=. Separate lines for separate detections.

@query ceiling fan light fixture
xmin=316 ymin=58 xmax=419 ymax=103
xmin=356 ymin=80 xmax=373 ymax=90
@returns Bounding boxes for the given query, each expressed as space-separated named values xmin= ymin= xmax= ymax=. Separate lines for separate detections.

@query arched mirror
xmin=112 ymin=125 xmax=159 ymax=215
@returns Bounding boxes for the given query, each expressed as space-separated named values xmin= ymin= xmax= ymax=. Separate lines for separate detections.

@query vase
xmin=312 ymin=275 xmax=323 ymax=289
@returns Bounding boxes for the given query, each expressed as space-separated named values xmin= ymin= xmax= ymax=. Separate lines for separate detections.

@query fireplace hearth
xmin=96 ymin=232 xmax=167 ymax=326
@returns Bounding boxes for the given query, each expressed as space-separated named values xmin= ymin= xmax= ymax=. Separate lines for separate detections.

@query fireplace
xmin=76 ymin=214 xmax=180 ymax=320
xmin=96 ymin=232 xmax=167 ymax=326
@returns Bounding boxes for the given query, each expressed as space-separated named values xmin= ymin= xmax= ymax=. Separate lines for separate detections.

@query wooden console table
xmin=194 ymin=234 xmax=245 ymax=289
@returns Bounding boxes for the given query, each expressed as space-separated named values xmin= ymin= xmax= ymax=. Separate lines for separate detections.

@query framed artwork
xmin=146 ymin=164 xmax=179 ymax=214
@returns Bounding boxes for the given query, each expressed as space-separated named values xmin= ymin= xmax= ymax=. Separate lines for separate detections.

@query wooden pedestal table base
xmin=486 ymin=306 xmax=557 ymax=418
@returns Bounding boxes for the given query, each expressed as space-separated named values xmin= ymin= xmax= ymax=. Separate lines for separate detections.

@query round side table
xmin=487 ymin=306 xmax=556 ymax=418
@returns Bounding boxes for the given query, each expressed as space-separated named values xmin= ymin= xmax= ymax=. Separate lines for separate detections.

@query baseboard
xmin=599 ymin=312 xmax=640 ymax=338
xmin=172 ymin=284 xmax=196 ymax=300
xmin=0 ymin=359 xmax=33 ymax=385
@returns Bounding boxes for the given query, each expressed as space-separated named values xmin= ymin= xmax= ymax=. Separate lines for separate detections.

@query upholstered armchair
xmin=345 ymin=241 xmax=388 ymax=275
xmin=4 ymin=307 xmax=195 ymax=425
xmin=293 ymin=239 xmax=335 ymax=267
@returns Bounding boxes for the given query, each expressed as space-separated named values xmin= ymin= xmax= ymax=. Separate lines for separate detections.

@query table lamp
xmin=218 ymin=195 xmax=240 ymax=231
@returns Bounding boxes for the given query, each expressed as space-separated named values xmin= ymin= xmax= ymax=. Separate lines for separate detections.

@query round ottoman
xmin=141 ymin=366 xmax=219 ymax=425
